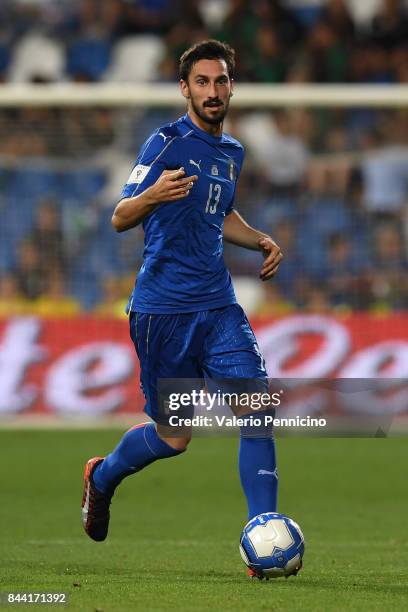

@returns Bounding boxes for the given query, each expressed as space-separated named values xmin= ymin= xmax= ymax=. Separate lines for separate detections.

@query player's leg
xmin=91 ymin=421 xmax=189 ymax=495
xmin=82 ymin=312 xmax=197 ymax=540
xmin=83 ymin=426 xmax=190 ymax=542
xmin=91 ymin=311 xmax=195 ymax=493
xmin=81 ymin=420 xmax=187 ymax=542
xmin=203 ymin=304 xmax=278 ymax=520
xmin=238 ymin=418 xmax=278 ymax=520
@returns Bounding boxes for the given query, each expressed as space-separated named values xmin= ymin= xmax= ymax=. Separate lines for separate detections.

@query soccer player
xmin=81 ymin=40 xmax=283 ymax=560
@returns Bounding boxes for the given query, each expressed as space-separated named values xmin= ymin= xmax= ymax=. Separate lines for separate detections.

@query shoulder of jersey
xmin=222 ymin=132 xmax=244 ymax=150
xmin=138 ymin=122 xmax=184 ymax=161
xmin=152 ymin=119 xmax=189 ymax=145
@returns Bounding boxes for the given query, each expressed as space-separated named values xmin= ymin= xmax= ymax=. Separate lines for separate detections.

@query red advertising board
xmin=0 ymin=314 xmax=407 ymax=418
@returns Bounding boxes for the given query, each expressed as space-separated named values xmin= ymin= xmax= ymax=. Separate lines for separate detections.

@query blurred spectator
xmin=0 ymin=273 xmax=28 ymax=316
xmin=156 ymin=54 xmax=178 ymax=82
xmin=390 ymin=45 xmax=408 ymax=82
xmin=234 ymin=111 xmax=277 ymax=169
xmin=215 ymin=0 xmax=300 ymax=80
xmin=269 ymin=219 xmax=305 ymax=301
xmin=58 ymin=0 xmax=123 ymax=40
xmin=370 ymin=0 xmax=408 ymax=50
xmin=33 ymin=269 xmax=81 ymax=316
xmin=306 ymin=21 xmax=349 ymax=82
xmin=360 ymin=121 xmax=408 ymax=220
xmin=313 ymin=232 xmax=371 ymax=309
xmin=306 ymin=160 xmax=350 ymax=199
xmin=322 ymin=0 xmax=355 ymax=44
xmin=286 ymin=57 xmax=313 ymax=82
xmin=0 ymin=0 xmax=407 ymax=316
xmin=256 ymin=282 xmax=295 ymax=318
xmin=15 ymin=239 xmax=48 ymax=300
xmin=0 ymin=109 xmax=50 ymax=156
xmin=243 ymin=110 xmax=309 ymax=201
xmin=343 ymin=166 xmax=373 ymax=256
xmin=124 ymin=0 xmax=181 ymax=35
xmin=214 ymin=0 xmax=255 ymax=73
xmin=285 ymin=0 xmax=326 ymax=29
xmin=266 ymin=110 xmax=309 ymax=194
xmin=94 ymin=275 xmax=128 ymax=317
xmin=257 ymin=0 xmax=302 ymax=48
xmin=29 ymin=199 xmax=66 ymax=274
xmin=303 ymin=283 xmax=332 ymax=313
xmin=55 ymin=108 xmax=115 ymax=156
xmin=368 ymin=223 xmax=408 ymax=310
xmin=247 ymin=25 xmax=286 ymax=82
xmin=0 ymin=43 xmax=11 ymax=82
xmin=0 ymin=108 xmax=114 ymax=157
xmin=0 ymin=0 xmax=406 ymax=85
xmin=165 ymin=21 xmax=209 ymax=71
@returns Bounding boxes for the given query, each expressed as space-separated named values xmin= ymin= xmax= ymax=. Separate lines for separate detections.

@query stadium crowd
xmin=0 ymin=0 xmax=407 ymax=315
xmin=0 ymin=0 xmax=408 ymax=84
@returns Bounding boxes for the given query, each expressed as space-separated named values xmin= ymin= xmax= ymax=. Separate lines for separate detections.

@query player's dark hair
xmin=179 ymin=39 xmax=235 ymax=82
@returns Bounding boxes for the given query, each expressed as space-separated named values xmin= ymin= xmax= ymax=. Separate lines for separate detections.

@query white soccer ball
xmin=239 ymin=512 xmax=305 ymax=579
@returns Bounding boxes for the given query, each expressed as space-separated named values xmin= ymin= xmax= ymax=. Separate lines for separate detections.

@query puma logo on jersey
xmin=189 ymin=159 xmax=202 ymax=172
xmin=257 ymin=468 xmax=278 ymax=478
xmin=158 ymin=132 xmax=170 ymax=141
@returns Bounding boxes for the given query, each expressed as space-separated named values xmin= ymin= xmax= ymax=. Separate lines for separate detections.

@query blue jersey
xmin=121 ymin=113 xmax=244 ymax=314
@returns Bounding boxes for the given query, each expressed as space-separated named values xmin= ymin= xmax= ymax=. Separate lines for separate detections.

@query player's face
xmin=180 ymin=59 xmax=233 ymax=127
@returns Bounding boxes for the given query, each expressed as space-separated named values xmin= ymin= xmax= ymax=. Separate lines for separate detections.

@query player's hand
xmin=148 ymin=168 xmax=198 ymax=203
xmin=258 ymin=236 xmax=283 ymax=281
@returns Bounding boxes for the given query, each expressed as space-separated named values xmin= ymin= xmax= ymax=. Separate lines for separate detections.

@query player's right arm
xmin=112 ymin=168 xmax=197 ymax=232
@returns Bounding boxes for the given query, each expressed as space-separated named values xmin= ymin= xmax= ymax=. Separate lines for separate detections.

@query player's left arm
xmin=223 ymin=210 xmax=283 ymax=281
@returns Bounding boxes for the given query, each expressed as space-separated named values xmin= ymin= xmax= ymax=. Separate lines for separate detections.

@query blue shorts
xmin=129 ymin=304 xmax=268 ymax=424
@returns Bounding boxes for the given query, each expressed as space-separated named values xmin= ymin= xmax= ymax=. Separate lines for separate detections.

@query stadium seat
xmin=59 ymin=169 xmax=107 ymax=200
xmin=302 ymin=198 xmax=352 ymax=237
xmin=69 ymin=263 xmax=100 ymax=309
xmin=286 ymin=3 xmax=324 ymax=28
xmin=2 ymin=167 xmax=59 ymax=250
xmin=104 ymin=35 xmax=165 ymax=82
xmin=67 ymin=205 xmax=123 ymax=308
xmin=7 ymin=167 xmax=58 ymax=199
xmin=66 ymin=38 xmax=112 ymax=81
xmin=0 ymin=44 xmax=10 ymax=75
xmin=93 ymin=208 xmax=123 ymax=272
xmin=8 ymin=34 xmax=64 ymax=82
xmin=0 ymin=223 xmax=16 ymax=272
xmin=7 ymin=195 xmax=37 ymax=233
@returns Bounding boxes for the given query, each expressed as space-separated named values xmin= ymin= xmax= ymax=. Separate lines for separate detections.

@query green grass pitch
xmin=1 ymin=430 xmax=407 ymax=611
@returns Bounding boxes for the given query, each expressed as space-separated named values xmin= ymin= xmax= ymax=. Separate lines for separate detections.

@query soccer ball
xmin=239 ymin=512 xmax=305 ymax=579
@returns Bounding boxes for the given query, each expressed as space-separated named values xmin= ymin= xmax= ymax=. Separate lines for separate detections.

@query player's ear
xmin=230 ymin=77 xmax=234 ymax=97
xmin=179 ymin=79 xmax=190 ymax=99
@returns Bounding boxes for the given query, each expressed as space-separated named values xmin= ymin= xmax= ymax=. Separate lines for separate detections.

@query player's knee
xmin=156 ymin=424 xmax=192 ymax=451
xmin=160 ymin=435 xmax=191 ymax=451
xmin=239 ymin=408 xmax=276 ymax=438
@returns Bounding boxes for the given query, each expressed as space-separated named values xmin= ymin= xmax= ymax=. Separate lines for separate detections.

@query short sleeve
xmin=225 ymin=192 xmax=235 ymax=216
xmin=120 ymin=132 xmax=177 ymax=200
xmin=225 ymin=148 xmax=244 ymax=215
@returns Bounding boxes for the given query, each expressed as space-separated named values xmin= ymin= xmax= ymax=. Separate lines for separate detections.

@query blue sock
xmin=92 ymin=422 xmax=184 ymax=495
xmin=239 ymin=436 xmax=278 ymax=520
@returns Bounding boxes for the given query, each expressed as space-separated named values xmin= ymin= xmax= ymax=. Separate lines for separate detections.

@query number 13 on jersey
xmin=205 ymin=183 xmax=222 ymax=214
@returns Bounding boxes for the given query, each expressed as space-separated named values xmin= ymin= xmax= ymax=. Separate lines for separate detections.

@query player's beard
xmin=190 ymin=95 xmax=230 ymax=126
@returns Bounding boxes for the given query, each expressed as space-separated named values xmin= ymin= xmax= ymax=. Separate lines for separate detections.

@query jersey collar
xmin=182 ymin=113 xmax=224 ymax=144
